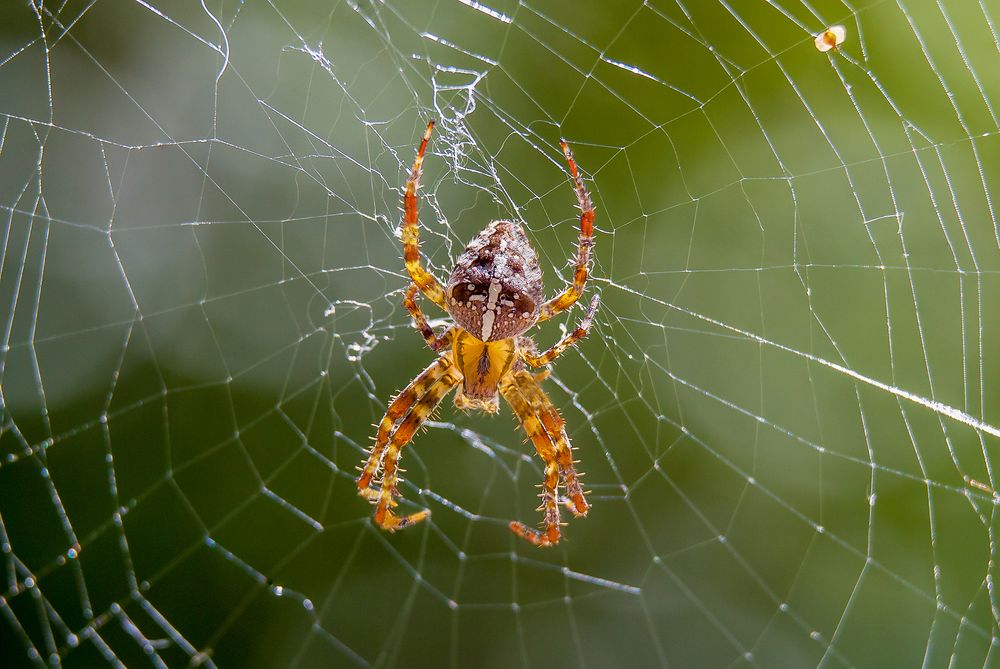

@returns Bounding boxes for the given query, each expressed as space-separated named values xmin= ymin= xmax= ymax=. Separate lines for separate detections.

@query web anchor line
xmin=615 ymin=283 xmax=1000 ymax=440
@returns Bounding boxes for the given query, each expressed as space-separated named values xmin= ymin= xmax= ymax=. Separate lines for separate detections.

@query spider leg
xmin=357 ymin=353 xmax=455 ymax=503
xmin=403 ymin=120 xmax=448 ymax=311
xmin=502 ymin=369 xmax=590 ymax=544
xmin=403 ymin=283 xmax=453 ymax=352
xmin=512 ymin=371 xmax=589 ymax=517
xmin=373 ymin=365 xmax=460 ymax=532
xmin=538 ymin=140 xmax=595 ymax=323
xmin=522 ymin=295 xmax=599 ymax=367
xmin=501 ymin=375 xmax=561 ymax=546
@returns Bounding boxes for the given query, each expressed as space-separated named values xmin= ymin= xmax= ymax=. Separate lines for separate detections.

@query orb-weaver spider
xmin=357 ymin=121 xmax=598 ymax=546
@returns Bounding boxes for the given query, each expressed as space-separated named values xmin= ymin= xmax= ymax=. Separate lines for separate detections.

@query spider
xmin=356 ymin=120 xmax=598 ymax=547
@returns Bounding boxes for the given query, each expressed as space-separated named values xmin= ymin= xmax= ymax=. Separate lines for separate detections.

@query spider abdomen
xmin=446 ymin=220 xmax=544 ymax=342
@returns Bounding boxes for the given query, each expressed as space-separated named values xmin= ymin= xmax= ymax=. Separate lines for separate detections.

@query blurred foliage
xmin=2 ymin=0 xmax=1000 ymax=667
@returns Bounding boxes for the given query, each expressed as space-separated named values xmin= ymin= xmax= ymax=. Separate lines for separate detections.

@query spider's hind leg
xmin=403 ymin=120 xmax=448 ymax=310
xmin=403 ymin=283 xmax=453 ymax=352
xmin=538 ymin=140 xmax=595 ymax=322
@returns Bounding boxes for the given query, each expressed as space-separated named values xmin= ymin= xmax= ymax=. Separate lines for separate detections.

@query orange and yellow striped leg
xmin=357 ymin=353 xmax=454 ymax=499
xmin=523 ymin=294 xmax=599 ymax=367
xmin=513 ymin=371 xmax=589 ymax=517
xmin=403 ymin=120 xmax=447 ymax=310
xmin=373 ymin=367 xmax=460 ymax=531
xmin=403 ymin=283 xmax=453 ymax=352
xmin=539 ymin=140 xmax=595 ymax=322
xmin=501 ymin=374 xmax=562 ymax=546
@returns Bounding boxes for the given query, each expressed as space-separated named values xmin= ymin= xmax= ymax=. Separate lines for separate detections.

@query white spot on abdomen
xmin=486 ymin=281 xmax=502 ymax=311
xmin=481 ymin=310 xmax=495 ymax=341
xmin=480 ymin=280 xmax=503 ymax=340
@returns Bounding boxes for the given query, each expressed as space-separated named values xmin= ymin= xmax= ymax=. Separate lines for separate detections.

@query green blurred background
xmin=3 ymin=0 xmax=1000 ymax=667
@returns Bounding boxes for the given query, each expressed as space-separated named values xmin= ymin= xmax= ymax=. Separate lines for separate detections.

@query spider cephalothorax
xmin=357 ymin=120 xmax=598 ymax=547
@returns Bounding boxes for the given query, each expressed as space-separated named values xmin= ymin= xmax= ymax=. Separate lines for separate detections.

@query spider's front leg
xmin=357 ymin=353 xmax=460 ymax=531
xmin=501 ymin=370 xmax=590 ymax=546
xmin=403 ymin=283 xmax=452 ymax=352
xmin=513 ymin=371 xmax=589 ymax=518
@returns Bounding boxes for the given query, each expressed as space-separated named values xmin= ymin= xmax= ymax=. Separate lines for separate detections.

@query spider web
xmin=2 ymin=0 xmax=1000 ymax=666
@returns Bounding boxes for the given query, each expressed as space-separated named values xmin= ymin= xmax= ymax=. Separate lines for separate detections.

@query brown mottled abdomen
xmin=446 ymin=220 xmax=544 ymax=342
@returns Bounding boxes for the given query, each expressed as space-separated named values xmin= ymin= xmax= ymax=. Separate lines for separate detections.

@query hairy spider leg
xmin=404 ymin=283 xmax=453 ymax=352
xmin=513 ymin=371 xmax=590 ymax=517
xmin=403 ymin=120 xmax=448 ymax=310
xmin=373 ymin=366 xmax=460 ymax=531
xmin=523 ymin=294 xmax=600 ymax=367
xmin=538 ymin=140 xmax=595 ymax=322
xmin=501 ymin=372 xmax=566 ymax=546
xmin=357 ymin=353 xmax=456 ymax=500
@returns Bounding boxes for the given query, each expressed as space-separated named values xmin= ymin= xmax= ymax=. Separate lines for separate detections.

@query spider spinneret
xmin=356 ymin=120 xmax=598 ymax=546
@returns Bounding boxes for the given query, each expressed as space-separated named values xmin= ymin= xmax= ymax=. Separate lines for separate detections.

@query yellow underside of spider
xmin=452 ymin=332 xmax=516 ymax=413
